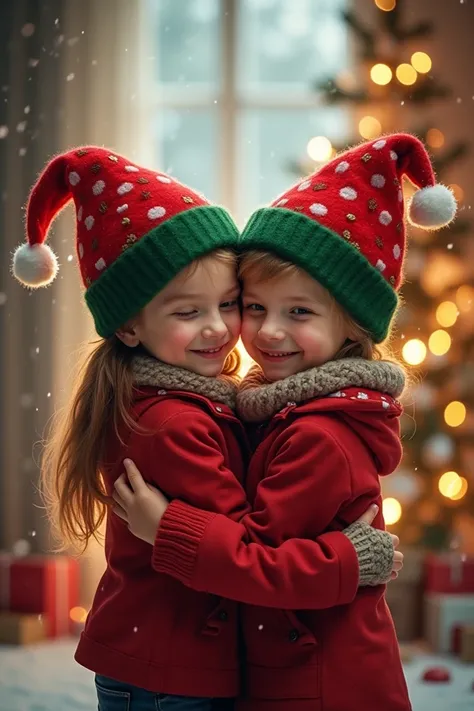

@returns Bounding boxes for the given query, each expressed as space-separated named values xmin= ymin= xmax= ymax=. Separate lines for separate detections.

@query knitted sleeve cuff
xmin=343 ymin=521 xmax=394 ymax=586
xmin=151 ymin=499 xmax=216 ymax=585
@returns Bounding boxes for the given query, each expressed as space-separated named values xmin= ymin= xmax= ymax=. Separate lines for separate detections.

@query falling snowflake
xmin=17 ymin=121 xmax=27 ymax=133
xmin=28 ymin=58 xmax=39 ymax=67
xmin=0 ymin=292 xmax=7 ymax=306
xmin=0 ymin=126 xmax=9 ymax=139
xmin=66 ymin=73 xmax=75 ymax=82
xmin=21 ymin=23 xmax=35 ymax=37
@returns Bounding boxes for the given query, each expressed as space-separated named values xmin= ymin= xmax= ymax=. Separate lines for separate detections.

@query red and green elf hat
xmin=12 ymin=146 xmax=239 ymax=337
xmin=240 ymin=133 xmax=457 ymax=343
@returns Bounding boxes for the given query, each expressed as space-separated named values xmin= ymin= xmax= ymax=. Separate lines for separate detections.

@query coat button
xmin=157 ymin=389 xmax=166 ymax=395
xmin=218 ymin=610 xmax=228 ymax=621
xmin=289 ymin=629 xmax=299 ymax=643
xmin=216 ymin=406 xmax=223 ymax=413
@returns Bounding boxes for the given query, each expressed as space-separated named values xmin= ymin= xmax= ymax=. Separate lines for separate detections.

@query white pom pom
xmin=12 ymin=242 xmax=59 ymax=287
xmin=408 ymin=184 xmax=457 ymax=230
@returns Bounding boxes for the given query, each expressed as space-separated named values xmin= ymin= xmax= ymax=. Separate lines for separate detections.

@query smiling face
xmin=117 ymin=251 xmax=241 ymax=377
xmin=240 ymin=252 xmax=352 ymax=382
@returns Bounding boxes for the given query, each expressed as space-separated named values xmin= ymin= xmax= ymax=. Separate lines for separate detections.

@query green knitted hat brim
xmin=86 ymin=205 xmax=239 ymax=337
xmin=239 ymin=207 xmax=398 ymax=343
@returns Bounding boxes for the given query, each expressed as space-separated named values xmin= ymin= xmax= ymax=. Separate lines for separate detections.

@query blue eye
xmin=220 ymin=299 xmax=238 ymax=310
xmin=245 ymin=303 xmax=265 ymax=312
xmin=291 ymin=307 xmax=312 ymax=316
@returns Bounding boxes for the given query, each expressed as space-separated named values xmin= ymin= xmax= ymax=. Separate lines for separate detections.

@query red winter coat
xmin=152 ymin=387 xmax=412 ymax=711
xmin=75 ymin=387 xmax=361 ymax=698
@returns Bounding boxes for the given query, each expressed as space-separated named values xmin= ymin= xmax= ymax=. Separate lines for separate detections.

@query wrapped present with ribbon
xmin=0 ymin=553 xmax=80 ymax=638
xmin=424 ymin=552 xmax=474 ymax=595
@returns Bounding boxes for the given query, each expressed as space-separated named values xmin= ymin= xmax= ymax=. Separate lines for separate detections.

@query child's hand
xmin=112 ymin=459 xmax=170 ymax=545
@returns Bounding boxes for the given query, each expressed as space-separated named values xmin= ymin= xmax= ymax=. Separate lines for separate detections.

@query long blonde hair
xmin=43 ymin=249 xmax=241 ymax=551
xmin=238 ymin=250 xmax=404 ymax=368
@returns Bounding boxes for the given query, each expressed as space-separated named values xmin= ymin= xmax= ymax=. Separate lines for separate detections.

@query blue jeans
xmin=95 ymin=675 xmax=214 ymax=711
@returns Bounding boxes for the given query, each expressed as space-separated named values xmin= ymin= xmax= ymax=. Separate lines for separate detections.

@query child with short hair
xmin=115 ymin=134 xmax=456 ymax=710
xmin=13 ymin=146 xmax=398 ymax=711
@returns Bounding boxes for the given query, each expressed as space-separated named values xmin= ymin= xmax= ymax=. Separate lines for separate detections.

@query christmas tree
xmin=293 ymin=0 xmax=474 ymax=550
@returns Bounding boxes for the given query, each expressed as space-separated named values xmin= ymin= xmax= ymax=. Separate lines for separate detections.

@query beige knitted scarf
xmin=237 ymin=358 xmax=405 ymax=422
xmin=132 ymin=354 xmax=239 ymax=410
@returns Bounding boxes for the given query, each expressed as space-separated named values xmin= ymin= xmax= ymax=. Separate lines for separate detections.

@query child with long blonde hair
xmin=112 ymin=134 xmax=456 ymax=711
xmin=14 ymin=146 xmax=401 ymax=711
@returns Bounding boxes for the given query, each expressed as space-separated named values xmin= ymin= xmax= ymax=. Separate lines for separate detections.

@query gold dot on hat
xmin=137 ymin=177 xmax=149 ymax=184
xmin=76 ymin=149 xmax=88 ymax=157
xmin=141 ymin=190 xmax=151 ymax=200
xmin=353 ymin=242 xmax=361 ymax=251
xmin=396 ymin=222 xmax=403 ymax=233
xmin=375 ymin=236 xmax=384 ymax=249
xmin=390 ymin=276 xmax=396 ymax=285
xmin=294 ymin=206 xmax=304 ymax=211
xmin=91 ymin=163 xmax=101 ymax=174
xmin=121 ymin=234 xmax=138 ymax=251
xmin=99 ymin=201 xmax=108 ymax=214
xmin=85 ymin=276 xmax=92 ymax=287
xmin=361 ymin=153 xmax=372 ymax=163
xmin=393 ymin=177 xmax=400 ymax=187
xmin=182 ymin=196 xmax=194 ymax=204
xmin=346 ymin=213 xmax=356 ymax=222
xmin=368 ymin=198 xmax=378 ymax=211
xmin=108 ymin=155 xmax=119 ymax=162
xmin=91 ymin=238 xmax=99 ymax=251
xmin=121 ymin=217 xmax=131 ymax=226
xmin=312 ymin=182 xmax=327 ymax=191
xmin=342 ymin=230 xmax=351 ymax=240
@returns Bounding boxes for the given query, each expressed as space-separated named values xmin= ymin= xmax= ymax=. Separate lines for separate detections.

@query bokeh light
xmin=456 ymin=285 xmax=474 ymax=313
xmin=444 ymin=401 xmax=467 ymax=428
xmin=396 ymin=63 xmax=417 ymax=85
xmin=438 ymin=471 xmax=462 ymax=498
xmin=383 ymin=497 xmax=402 ymax=525
xmin=411 ymin=51 xmax=432 ymax=74
xmin=426 ymin=128 xmax=445 ymax=148
xmin=402 ymin=339 xmax=427 ymax=365
xmin=70 ymin=606 xmax=88 ymax=623
xmin=450 ymin=477 xmax=468 ymax=501
xmin=436 ymin=301 xmax=458 ymax=328
xmin=428 ymin=329 xmax=451 ymax=356
xmin=358 ymin=116 xmax=382 ymax=139
xmin=307 ymin=136 xmax=333 ymax=162
xmin=370 ymin=63 xmax=393 ymax=86
xmin=449 ymin=184 xmax=464 ymax=202
xmin=375 ymin=0 xmax=396 ymax=10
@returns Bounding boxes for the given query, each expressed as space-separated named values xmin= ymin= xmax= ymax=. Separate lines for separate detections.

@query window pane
xmin=237 ymin=108 xmax=349 ymax=222
xmin=154 ymin=109 xmax=218 ymax=200
xmin=238 ymin=0 xmax=347 ymax=92
xmin=150 ymin=0 xmax=221 ymax=87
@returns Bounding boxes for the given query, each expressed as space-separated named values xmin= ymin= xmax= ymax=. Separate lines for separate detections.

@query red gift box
xmin=424 ymin=553 xmax=474 ymax=595
xmin=0 ymin=554 xmax=79 ymax=638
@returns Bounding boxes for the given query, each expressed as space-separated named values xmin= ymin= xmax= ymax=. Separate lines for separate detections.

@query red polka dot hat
xmin=240 ymin=133 xmax=457 ymax=342
xmin=13 ymin=147 xmax=239 ymax=337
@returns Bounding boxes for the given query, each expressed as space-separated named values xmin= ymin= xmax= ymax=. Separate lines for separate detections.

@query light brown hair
xmin=42 ymin=249 xmax=241 ymax=551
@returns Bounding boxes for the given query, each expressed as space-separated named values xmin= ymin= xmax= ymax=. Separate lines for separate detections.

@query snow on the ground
xmin=0 ymin=640 xmax=473 ymax=711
